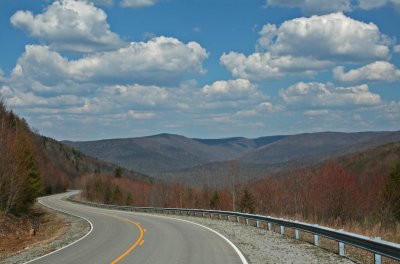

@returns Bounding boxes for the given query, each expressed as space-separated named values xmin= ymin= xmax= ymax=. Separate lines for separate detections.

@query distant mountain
xmin=240 ymin=131 xmax=400 ymax=164
xmin=64 ymin=131 xmax=400 ymax=185
xmin=64 ymin=134 xmax=285 ymax=177
xmin=39 ymin=136 xmax=151 ymax=186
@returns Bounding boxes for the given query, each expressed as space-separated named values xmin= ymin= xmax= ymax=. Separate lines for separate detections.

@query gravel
xmin=163 ymin=214 xmax=355 ymax=264
xmin=1 ymin=206 xmax=90 ymax=264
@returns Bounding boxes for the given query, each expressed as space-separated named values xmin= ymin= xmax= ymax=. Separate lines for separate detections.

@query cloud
xmin=89 ymin=0 xmax=114 ymax=6
xmin=112 ymin=110 xmax=156 ymax=120
xmin=259 ymin=13 xmax=391 ymax=63
xmin=279 ymin=82 xmax=381 ymax=109
xmin=120 ymin=0 xmax=156 ymax=8
xmin=11 ymin=45 xmax=69 ymax=87
xmin=10 ymin=38 xmax=208 ymax=91
xmin=2 ymin=88 xmax=85 ymax=109
xmin=10 ymin=0 xmax=124 ymax=52
xmin=266 ymin=0 xmax=352 ymax=15
xmin=0 ymin=68 xmax=5 ymax=83
xmin=334 ymin=61 xmax=400 ymax=82
xmin=68 ymin=37 xmax=208 ymax=86
xmin=202 ymin=79 xmax=260 ymax=99
xmin=221 ymin=13 xmax=392 ymax=80
xmin=266 ymin=0 xmax=400 ymax=14
xmin=358 ymin=0 xmax=400 ymax=10
xmin=220 ymin=52 xmax=332 ymax=80
xmin=235 ymin=109 xmax=258 ymax=117
xmin=101 ymin=84 xmax=169 ymax=108
xmin=394 ymin=45 xmax=400 ymax=53
xmin=304 ymin=109 xmax=330 ymax=116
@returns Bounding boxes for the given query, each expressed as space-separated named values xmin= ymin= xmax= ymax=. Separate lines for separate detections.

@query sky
xmin=0 ymin=0 xmax=400 ymax=140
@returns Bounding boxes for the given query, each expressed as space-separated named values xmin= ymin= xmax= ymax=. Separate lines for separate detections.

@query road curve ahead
xmin=26 ymin=192 xmax=247 ymax=264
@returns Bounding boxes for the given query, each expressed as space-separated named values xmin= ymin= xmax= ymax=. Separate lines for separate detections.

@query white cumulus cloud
xmin=334 ymin=61 xmax=400 ymax=82
xmin=220 ymin=52 xmax=332 ymax=80
xmin=259 ymin=13 xmax=391 ymax=63
xmin=221 ymin=13 xmax=392 ymax=81
xmin=10 ymin=37 xmax=208 ymax=91
xmin=10 ymin=0 xmax=124 ymax=52
xmin=279 ymin=82 xmax=381 ymax=108
xmin=202 ymin=79 xmax=259 ymax=99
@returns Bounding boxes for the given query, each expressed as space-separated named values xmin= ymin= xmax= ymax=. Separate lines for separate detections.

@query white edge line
xmin=22 ymin=197 xmax=94 ymax=264
xmin=85 ymin=205 xmax=249 ymax=264
xmin=143 ymin=213 xmax=249 ymax=264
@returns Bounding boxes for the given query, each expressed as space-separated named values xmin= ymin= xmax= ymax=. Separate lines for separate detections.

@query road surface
xmin=26 ymin=192 xmax=247 ymax=264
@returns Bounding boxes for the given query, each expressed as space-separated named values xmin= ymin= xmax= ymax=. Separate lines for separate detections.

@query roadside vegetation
xmin=81 ymin=143 xmax=400 ymax=243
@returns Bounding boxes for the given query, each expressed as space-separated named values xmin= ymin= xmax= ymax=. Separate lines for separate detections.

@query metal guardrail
xmin=67 ymin=197 xmax=400 ymax=263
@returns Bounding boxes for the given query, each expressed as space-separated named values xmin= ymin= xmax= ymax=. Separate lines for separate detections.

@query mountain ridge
xmin=63 ymin=130 xmax=400 ymax=184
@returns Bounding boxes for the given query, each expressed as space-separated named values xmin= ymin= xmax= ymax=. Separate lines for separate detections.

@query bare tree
xmin=229 ymin=159 xmax=240 ymax=211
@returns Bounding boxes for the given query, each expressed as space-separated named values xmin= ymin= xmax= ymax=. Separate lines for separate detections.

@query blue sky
xmin=0 ymin=0 xmax=400 ymax=140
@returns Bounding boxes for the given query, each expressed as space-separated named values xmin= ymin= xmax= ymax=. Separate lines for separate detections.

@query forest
xmin=81 ymin=144 xmax=400 ymax=242
xmin=0 ymin=100 xmax=140 ymax=215
xmin=0 ymin=100 xmax=45 ymax=214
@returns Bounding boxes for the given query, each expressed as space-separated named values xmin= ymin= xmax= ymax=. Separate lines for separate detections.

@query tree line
xmin=82 ymin=146 xmax=400 ymax=238
xmin=0 ymin=100 xmax=41 ymax=214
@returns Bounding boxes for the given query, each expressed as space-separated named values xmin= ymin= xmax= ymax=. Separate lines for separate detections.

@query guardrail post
xmin=202 ymin=212 xmax=205 ymax=217
xmin=313 ymin=233 xmax=319 ymax=246
xmin=374 ymin=237 xmax=382 ymax=264
xmin=256 ymin=220 xmax=260 ymax=228
xmin=338 ymin=241 xmax=345 ymax=256
xmin=219 ymin=214 xmax=221 ymax=220
xmin=246 ymin=218 xmax=249 ymax=225
xmin=295 ymin=229 xmax=300 ymax=240
xmin=237 ymin=216 xmax=240 ymax=223
xmin=268 ymin=222 xmax=272 ymax=231
xmin=280 ymin=225 xmax=285 ymax=235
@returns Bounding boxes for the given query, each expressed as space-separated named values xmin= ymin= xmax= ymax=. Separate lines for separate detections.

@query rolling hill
xmin=64 ymin=131 xmax=400 ymax=185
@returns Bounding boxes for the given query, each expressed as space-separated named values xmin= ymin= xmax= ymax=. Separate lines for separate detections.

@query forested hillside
xmin=81 ymin=142 xmax=400 ymax=242
xmin=0 ymin=101 xmax=150 ymax=215
xmin=0 ymin=101 xmax=43 ymax=214
xmin=66 ymin=131 xmax=400 ymax=184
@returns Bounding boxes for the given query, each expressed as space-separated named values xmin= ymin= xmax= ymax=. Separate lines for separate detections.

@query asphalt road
xmin=26 ymin=192 xmax=247 ymax=264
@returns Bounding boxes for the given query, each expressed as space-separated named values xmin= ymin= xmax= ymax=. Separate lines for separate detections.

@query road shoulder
xmin=160 ymin=214 xmax=355 ymax=264
xmin=0 ymin=202 xmax=90 ymax=264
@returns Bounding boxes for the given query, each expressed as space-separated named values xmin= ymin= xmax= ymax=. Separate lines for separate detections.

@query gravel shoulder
xmin=0 ymin=203 xmax=90 ymax=264
xmin=162 ymin=214 xmax=355 ymax=264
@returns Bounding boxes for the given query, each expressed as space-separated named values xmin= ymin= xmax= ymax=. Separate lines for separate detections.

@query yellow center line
xmin=109 ymin=214 xmax=145 ymax=264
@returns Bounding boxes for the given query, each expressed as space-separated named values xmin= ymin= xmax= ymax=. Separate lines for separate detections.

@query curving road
xmin=26 ymin=192 xmax=247 ymax=264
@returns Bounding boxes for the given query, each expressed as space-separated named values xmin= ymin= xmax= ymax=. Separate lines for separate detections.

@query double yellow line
xmin=109 ymin=215 xmax=145 ymax=264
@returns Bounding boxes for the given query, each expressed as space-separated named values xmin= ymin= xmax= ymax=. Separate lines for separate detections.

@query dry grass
xmin=0 ymin=204 xmax=69 ymax=260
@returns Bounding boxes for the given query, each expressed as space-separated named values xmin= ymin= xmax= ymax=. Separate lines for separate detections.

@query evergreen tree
xmin=239 ymin=187 xmax=256 ymax=214
xmin=209 ymin=191 xmax=220 ymax=209
xmin=114 ymin=167 xmax=122 ymax=178
xmin=125 ymin=192 xmax=133 ymax=205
